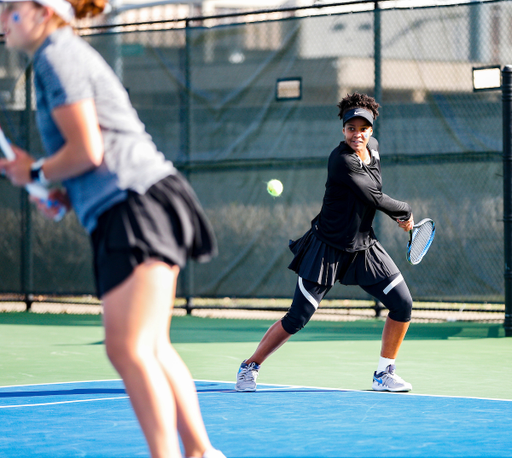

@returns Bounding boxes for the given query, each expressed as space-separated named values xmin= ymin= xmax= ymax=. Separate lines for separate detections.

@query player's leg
xmin=361 ymin=273 xmax=413 ymax=392
xmin=236 ymin=277 xmax=330 ymax=392
xmin=155 ymin=294 xmax=219 ymax=457
xmin=102 ymin=260 xmax=180 ymax=457
xmin=244 ymin=320 xmax=292 ymax=367
xmin=103 ymin=260 xmax=224 ymax=458
xmin=103 ymin=260 xmax=197 ymax=458
xmin=381 ymin=314 xmax=409 ymax=359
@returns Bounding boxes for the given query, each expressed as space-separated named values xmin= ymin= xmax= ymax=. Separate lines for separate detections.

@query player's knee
xmin=104 ymin=337 xmax=136 ymax=374
xmin=281 ymin=304 xmax=316 ymax=334
xmin=387 ymin=295 xmax=413 ymax=322
xmin=281 ymin=277 xmax=328 ymax=334
xmin=281 ymin=296 xmax=317 ymax=334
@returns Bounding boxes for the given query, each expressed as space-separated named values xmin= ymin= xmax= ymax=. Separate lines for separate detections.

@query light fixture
xmin=276 ymin=78 xmax=302 ymax=101
xmin=472 ymin=66 xmax=501 ymax=91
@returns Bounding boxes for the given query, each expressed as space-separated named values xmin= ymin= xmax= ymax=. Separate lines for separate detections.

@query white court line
xmin=1 ymin=379 xmax=511 ymax=404
xmin=0 ymin=395 xmax=129 ymax=409
xmin=194 ymin=379 xmax=512 ymax=403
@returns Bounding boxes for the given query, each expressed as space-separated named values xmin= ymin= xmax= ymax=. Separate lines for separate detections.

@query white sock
xmin=377 ymin=357 xmax=395 ymax=373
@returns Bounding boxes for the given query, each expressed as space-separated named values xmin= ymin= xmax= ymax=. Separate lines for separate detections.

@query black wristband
xmin=30 ymin=159 xmax=49 ymax=186
xmin=30 ymin=166 xmax=40 ymax=182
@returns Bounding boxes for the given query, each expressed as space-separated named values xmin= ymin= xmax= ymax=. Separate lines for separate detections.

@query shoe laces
xmin=384 ymin=365 xmax=406 ymax=383
xmin=240 ymin=362 xmax=259 ymax=379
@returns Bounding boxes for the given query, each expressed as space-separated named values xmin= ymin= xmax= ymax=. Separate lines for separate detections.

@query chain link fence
xmin=0 ymin=1 xmax=507 ymax=315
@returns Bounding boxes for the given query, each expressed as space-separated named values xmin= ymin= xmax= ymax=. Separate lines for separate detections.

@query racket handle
xmin=0 ymin=128 xmax=15 ymax=161
xmin=0 ymin=128 xmax=65 ymax=221
xmin=26 ymin=182 xmax=49 ymax=200
xmin=52 ymin=205 xmax=66 ymax=222
xmin=0 ymin=129 xmax=46 ymax=198
xmin=25 ymin=184 xmax=66 ymax=222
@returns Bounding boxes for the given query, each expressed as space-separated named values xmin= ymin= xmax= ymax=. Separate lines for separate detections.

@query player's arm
xmin=332 ymin=154 xmax=411 ymax=221
xmin=0 ymin=99 xmax=102 ymax=186
xmin=37 ymin=99 xmax=104 ymax=182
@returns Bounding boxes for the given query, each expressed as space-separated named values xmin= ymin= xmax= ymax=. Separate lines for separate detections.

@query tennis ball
xmin=267 ymin=179 xmax=283 ymax=197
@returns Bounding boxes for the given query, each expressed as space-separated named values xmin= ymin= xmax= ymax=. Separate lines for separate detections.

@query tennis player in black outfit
xmin=236 ymin=93 xmax=415 ymax=392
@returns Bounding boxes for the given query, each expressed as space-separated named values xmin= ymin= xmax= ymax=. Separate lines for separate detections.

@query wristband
xmin=30 ymin=158 xmax=50 ymax=187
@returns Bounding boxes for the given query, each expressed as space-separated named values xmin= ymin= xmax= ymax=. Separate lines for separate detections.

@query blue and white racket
xmin=406 ymin=218 xmax=435 ymax=265
xmin=0 ymin=127 xmax=65 ymax=221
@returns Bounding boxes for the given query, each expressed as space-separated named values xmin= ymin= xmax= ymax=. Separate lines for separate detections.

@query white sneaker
xmin=187 ymin=448 xmax=226 ymax=458
xmin=372 ymin=364 xmax=412 ymax=392
xmin=202 ymin=448 xmax=226 ymax=458
xmin=235 ymin=360 xmax=260 ymax=392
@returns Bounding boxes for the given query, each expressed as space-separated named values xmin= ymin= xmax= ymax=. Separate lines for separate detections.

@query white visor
xmin=0 ymin=0 xmax=75 ymax=23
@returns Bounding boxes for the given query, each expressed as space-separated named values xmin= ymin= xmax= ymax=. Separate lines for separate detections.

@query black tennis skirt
xmin=91 ymin=172 xmax=217 ymax=298
xmin=288 ymin=229 xmax=399 ymax=287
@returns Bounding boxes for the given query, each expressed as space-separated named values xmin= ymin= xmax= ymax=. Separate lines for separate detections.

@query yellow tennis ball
xmin=267 ymin=179 xmax=283 ymax=197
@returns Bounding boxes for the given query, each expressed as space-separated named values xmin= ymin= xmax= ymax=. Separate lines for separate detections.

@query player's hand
xmin=31 ymin=188 xmax=70 ymax=220
xmin=397 ymin=214 xmax=414 ymax=232
xmin=0 ymin=144 xmax=34 ymax=186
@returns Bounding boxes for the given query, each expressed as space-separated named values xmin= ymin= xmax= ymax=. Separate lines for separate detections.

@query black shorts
xmin=91 ymin=173 xmax=217 ymax=298
xmin=288 ymin=229 xmax=399 ymax=287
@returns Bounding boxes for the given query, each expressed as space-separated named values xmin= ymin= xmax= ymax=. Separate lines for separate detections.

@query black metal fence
xmin=0 ymin=0 xmax=508 ymax=310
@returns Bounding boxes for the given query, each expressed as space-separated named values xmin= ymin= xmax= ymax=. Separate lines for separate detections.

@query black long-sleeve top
xmin=311 ymin=137 xmax=411 ymax=252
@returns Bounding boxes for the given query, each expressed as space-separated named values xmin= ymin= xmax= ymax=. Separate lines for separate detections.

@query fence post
xmin=373 ymin=0 xmax=382 ymax=139
xmin=502 ymin=65 xmax=512 ymax=336
xmin=21 ymin=64 xmax=33 ymax=311
xmin=180 ymin=19 xmax=194 ymax=314
xmin=372 ymin=0 xmax=383 ymax=316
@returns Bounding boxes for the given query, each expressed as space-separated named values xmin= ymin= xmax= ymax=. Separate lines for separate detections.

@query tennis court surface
xmin=0 ymin=312 xmax=510 ymax=457
xmin=0 ymin=379 xmax=510 ymax=457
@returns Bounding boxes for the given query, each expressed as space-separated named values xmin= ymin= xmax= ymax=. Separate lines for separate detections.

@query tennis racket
xmin=406 ymin=218 xmax=435 ymax=265
xmin=0 ymin=126 xmax=66 ymax=221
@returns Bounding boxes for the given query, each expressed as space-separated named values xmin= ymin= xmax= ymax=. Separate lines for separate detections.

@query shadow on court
xmin=0 ymin=312 xmax=506 ymax=342
xmin=169 ymin=316 xmax=507 ymax=343
xmin=0 ymin=312 xmax=102 ymax=327
xmin=0 ymin=388 xmax=125 ymax=399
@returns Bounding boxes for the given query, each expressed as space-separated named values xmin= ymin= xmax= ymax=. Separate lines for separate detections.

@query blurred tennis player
xmin=236 ymin=93 xmax=415 ymax=393
xmin=0 ymin=1 xmax=224 ymax=457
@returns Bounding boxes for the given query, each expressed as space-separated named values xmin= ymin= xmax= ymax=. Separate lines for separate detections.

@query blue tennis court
xmin=0 ymin=379 xmax=510 ymax=457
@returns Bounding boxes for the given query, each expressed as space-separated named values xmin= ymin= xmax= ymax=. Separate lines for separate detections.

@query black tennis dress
xmin=288 ymin=137 xmax=411 ymax=287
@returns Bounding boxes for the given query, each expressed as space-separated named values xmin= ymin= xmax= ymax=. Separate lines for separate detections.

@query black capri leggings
xmin=281 ymin=273 xmax=413 ymax=334
xmin=360 ymin=273 xmax=413 ymax=323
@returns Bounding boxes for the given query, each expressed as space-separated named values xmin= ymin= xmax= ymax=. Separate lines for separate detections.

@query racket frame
xmin=406 ymin=218 xmax=435 ymax=265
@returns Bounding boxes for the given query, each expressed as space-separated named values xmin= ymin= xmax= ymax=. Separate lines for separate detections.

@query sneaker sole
xmin=235 ymin=386 xmax=257 ymax=392
xmin=372 ymin=382 xmax=412 ymax=392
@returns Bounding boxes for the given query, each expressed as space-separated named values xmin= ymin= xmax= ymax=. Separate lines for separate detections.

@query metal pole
xmin=372 ymin=1 xmax=383 ymax=315
xmin=373 ymin=0 xmax=382 ymax=139
xmin=179 ymin=20 xmax=194 ymax=314
xmin=21 ymin=64 xmax=33 ymax=311
xmin=502 ymin=65 xmax=512 ymax=336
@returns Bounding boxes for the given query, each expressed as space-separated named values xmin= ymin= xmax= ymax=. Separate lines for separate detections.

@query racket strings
xmin=410 ymin=223 xmax=434 ymax=263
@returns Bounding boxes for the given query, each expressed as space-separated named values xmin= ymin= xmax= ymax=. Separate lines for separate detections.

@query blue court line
xmin=0 ymin=380 xmax=510 ymax=457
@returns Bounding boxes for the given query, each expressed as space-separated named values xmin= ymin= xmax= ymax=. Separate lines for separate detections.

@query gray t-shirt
xmin=33 ymin=26 xmax=175 ymax=233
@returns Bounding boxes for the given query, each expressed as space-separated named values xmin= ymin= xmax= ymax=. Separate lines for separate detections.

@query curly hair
xmin=337 ymin=93 xmax=380 ymax=122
